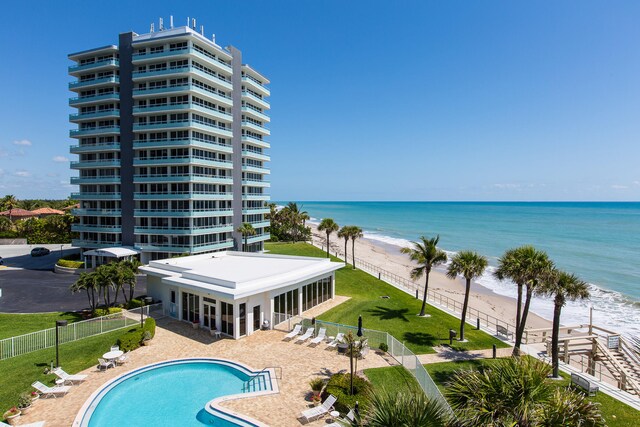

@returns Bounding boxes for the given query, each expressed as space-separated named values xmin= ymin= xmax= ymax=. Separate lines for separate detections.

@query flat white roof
xmin=141 ymin=251 xmax=343 ymax=299
xmin=83 ymin=247 xmax=139 ymax=258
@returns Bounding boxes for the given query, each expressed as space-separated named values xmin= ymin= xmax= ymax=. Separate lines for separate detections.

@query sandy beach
xmin=309 ymin=223 xmax=552 ymax=331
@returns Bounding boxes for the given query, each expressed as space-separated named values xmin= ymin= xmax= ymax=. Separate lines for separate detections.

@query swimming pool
xmin=74 ymin=358 xmax=276 ymax=427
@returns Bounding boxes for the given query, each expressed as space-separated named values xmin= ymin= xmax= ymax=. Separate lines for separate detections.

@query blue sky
xmin=0 ymin=0 xmax=639 ymax=201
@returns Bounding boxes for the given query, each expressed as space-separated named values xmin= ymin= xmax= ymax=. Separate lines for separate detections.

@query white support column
xmin=298 ymin=287 xmax=304 ymax=316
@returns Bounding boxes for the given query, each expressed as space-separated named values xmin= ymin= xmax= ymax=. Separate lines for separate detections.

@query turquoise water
xmin=289 ymin=202 xmax=640 ymax=335
xmin=85 ymin=360 xmax=262 ymax=427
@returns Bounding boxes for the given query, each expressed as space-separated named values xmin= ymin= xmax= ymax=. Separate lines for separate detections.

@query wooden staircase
xmin=594 ymin=337 xmax=640 ymax=396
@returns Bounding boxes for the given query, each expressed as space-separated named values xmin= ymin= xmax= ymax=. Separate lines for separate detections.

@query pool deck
xmin=20 ymin=297 xmax=390 ymax=427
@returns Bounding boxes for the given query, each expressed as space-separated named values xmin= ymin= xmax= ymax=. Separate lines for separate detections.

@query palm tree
xmin=366 ymin=388 xmax=451 ymax=427
xmin=121 ymin=259 xmax=141 ymax=302
xmin=446 ymin=356 xmax=604 ymax=427
xmin=284 ymin=202 xmax=308 ymax=242
xmin=71 ymin=272 xmax=98 ymax=311
xmin=95 ymin=264 xmax=114 ymax=307
xmin=349 ymin=226 xmax=363 ymax=269
xmin=338 ymin=226 xmax=351 ymax=266
xmin=494 ymin=245 xmax=554 ymax=355
xmin=446 ymin=251 xmax=488 ymax=341
xmin=318 ymin=218 xmax=339 ymax=258
xmin=236 ymin=222 xmax=257 ymax=252
xmin=400 ymin=235 xmax=447 ymax=317
xmin=2 ymin=195 xmax=17 ymax=221
xmin=537 ymin=270 xmax=590 ymax=378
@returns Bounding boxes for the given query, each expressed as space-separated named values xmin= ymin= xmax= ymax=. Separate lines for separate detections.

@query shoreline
xmin=309 ymin=223 xmax=553 ymax=331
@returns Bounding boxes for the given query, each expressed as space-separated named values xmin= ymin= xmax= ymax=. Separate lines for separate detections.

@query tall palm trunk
xmin=515 ymin=285 xmax=534 ymax=355
xmin=129 ymin=283 xmax=135 ymax=303
xmin=343 ymin=239 xmax=348 ymax=265
xmin=85 ymin=289 xmax=92 ymax=310
xmin=121 ymin=286 xmax=128 ymax=304
xmin=325 ymin=231 xmax=330 ymax=258
xmin=460 ymin=278 xmax=471 ymax=341
xmin=90 ymin=287 xmax=96 ymax=311
xmin=551 ymin=297 xmax=563 ymax=378
xmin=351 ymin=239 xmax=356 ymax=269
xmin=513 ymin=283 xmax=524 ymax=356
xmin=112 ymin=283 xmax=120 ymax=306
xmin=419 ymin=269 xmax=431 ymax=316
xmin=244 ymin=235 xmax=248 ymax=252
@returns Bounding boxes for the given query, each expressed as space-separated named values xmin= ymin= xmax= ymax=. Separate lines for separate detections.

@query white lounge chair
xmin=98 ymin=358 xmax=115 ymax=371
xmin=52 ymin=367 xmax=87 ymax=384
xmin=1 ymin=420 xmax=45 ymax=427
xmin=296 ymin=327 xmax=314 ymax=343
xmin=309 ymin=328 xmax=327 ymax=345
xmin=284 ymin=324 xmax=302 ymax=340
xmin=327 ymin=410 xmax=355 ymax=427
xmin=116 ymin=351 xmax=131 ymax=365
xmin=301 ymin=394 xmax=337 ymax=422
xmin=359 ymin=346 xmax=369 ymax=359
xmin=31 ymin=381 xmax=71 ymax=398
xmin=327 ymin=333 xmax=345 ymax=348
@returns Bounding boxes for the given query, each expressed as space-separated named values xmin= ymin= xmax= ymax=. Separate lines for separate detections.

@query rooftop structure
xmin=68 ymin=17 xmax=271 ymax=263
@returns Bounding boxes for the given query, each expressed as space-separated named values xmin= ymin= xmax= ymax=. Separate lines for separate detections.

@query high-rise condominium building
xmin=68 ymin=19 xmax=270 ymax=263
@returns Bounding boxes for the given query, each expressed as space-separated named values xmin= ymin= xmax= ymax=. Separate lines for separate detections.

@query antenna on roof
xmin=192 ymin=18 xmax=196 ymax=29
xmin=170 ymin=15 xmax=174 ymax=29
xmin=187 ymin=16 xmax=190 ymax=27
xmin=150 ymin=23 xmax=155 ymax=33
xmin=200 ymin=25 xmax=204 ymax=36
xmin=159 ymin=17 xmax=164 ymax=31
xmin=212 ymin=33 xmax=216 ymax=43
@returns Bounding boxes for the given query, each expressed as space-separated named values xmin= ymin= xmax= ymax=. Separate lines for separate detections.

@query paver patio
xmin=20 ymin=310 xmax=389 ymax=427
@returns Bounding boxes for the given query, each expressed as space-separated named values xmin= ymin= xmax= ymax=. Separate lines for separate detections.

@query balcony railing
xmin=241 ymin=91 xmax=270 ymax=109
xmin=71 ymin=192 xmax=121 ymax=199
xmin=69 ymin=109 xmax=120 ymax=121
xmin=69 ymin=93 xmax=120 ymax=105
xmin=70 ymin=142 xmax=120 ymax=153
xmin=69 ymin=76 xmax=119 ymax=89
xmin=69 ymin=58 xmax=119 ymax=73
xmin=71 ymin=159 xmax=120 ymax=168
xmin=70 ymin=126 xmax=120 ymax=137
xmin=132 ymin=138 xmax=232 ymax=153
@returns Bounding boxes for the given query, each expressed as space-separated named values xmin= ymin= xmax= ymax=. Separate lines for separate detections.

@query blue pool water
xmin=82 ymin=359 xmax=267 ymax=427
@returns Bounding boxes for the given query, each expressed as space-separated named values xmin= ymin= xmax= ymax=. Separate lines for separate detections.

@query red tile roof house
xmin=31 ymin=207 xmax=65 ymax=217
xmin=0 ymin=208 xmax=38 ymax=221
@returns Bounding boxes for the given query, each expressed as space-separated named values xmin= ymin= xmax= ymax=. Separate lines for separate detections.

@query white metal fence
xmin=0 ymin=303 xmax=163 ymax=360
xmin=282 ymin=317 xmax=452 ymax=414
xmin=313 ymin=241 xmax=517 ymax=337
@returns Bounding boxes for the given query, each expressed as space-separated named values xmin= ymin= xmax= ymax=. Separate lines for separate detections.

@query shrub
xmin=322 ymin=373 xmax=371 ymax=414
xmin=56 ymin=259 xmax=84 ymax=268
xmin=379 ymin=342 xmax=389 ymax=353
xmin=309 ymin=378 xmax=324 ymax=393
xmin=117 ymin=318 xmax=156 ymax=351
xmin=93 ymin=307 xmax=123 ymax=317
xmin=17 ymin=393 xmax=32 ymax=409
xmin=61 ymin=253 xmax=81 ymax=261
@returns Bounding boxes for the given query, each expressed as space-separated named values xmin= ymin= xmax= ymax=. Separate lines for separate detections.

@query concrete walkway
xmin=417 ymin=346 xmax=513 ymax=364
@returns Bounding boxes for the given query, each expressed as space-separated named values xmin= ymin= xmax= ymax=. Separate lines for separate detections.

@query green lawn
xmin=0 ymin=312 xmax=84 ymax=340
xmin=266 ymin=242 xmax=509 ymax=354
xmin=0 ymin=325 xmax=143 ymax=415
xmin=364 ymin=365 xmax=420 ymax=393
xmin=424 ymin=359 xmax=640 ymax=427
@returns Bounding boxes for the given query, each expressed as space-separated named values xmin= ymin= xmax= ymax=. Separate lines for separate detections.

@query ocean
xmin=285 ymin=202 xmax=640 ymax=337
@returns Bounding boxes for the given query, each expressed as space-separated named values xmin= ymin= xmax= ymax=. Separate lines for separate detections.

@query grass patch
xmin=266 ymin=242 xmax=508 ymax=354
xmin=0 ymin=325 xmax=143 ymax=413
xmin=365 ymin=365 xmax=420 ymax=394
xmin=424 ymin=359 xmax=640 ymax=427
xmin=0 ymin=312 xmax=84 ymax=340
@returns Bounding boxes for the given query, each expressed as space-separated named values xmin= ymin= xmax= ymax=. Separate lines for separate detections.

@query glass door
xmin=239 ymin=303 xmax=246 ymax=337
xmin=181 ymin=292 xmax=200 ymax=323
xmin=203 ymin=297 xmax=216 ymax=330
xmin=253 ymin=305 xmax=261 ymax=331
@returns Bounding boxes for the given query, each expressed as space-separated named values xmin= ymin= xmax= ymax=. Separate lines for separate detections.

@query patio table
xmin=103 ymin=350 xmax=124 ymax=363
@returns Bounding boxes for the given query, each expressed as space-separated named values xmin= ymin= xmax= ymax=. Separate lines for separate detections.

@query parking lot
xmin=0 ymin=245 xmax=147 ymax=313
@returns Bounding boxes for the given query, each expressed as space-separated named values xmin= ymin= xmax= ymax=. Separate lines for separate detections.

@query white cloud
xmin=611 ymin=184 xmax=628 ymax=189
xmin=52 ymin=156 xmax=70 ymax=163
xmin=493 ymin=183 xmax=521 ymax=190
xmin=14 ymin=170 xmax=31 ymax=177
xmin=633 ymin=181 xmax=640 ymax=187
xmin=46 ymin=172 xmax=59 ymax=177
xmin=13 ymin=139 xmax=32 ymax=146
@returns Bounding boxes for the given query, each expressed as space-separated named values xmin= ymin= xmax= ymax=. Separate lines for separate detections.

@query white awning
xmin=83 ymin=247 xmax=140 ymax=258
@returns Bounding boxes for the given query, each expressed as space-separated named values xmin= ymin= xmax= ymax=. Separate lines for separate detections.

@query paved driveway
xmin=0 ymin=244 xmax=79 ymax=270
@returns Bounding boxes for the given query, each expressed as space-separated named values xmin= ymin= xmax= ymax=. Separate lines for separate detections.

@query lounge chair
xmin=283 ymin=324 xmax=302 ymax=340
xmin=301 ymin=394 xmax=337 ymax=422
xmin=296 ymin=327 xmax=314 ymax=343
xmin=1 ymin=421 xmax=45 ymax=427
xmin=110 ymin=345 xmax=119 ymax=352
xmin=31 ymin=381 xmax=71 ymax=398
xmin=52 ymin=367 xmax=87 ymax=384
xmin=98 ymin=358 xmax=115 ymax=371
xmin=327 ymin=333 xmax=345 ymax=348
xmin=327 ymin=410 xmax=355 ymax=427
xmin=116 ymin=351 xmax=131 ymax=365
xmin=359 ymin=346 xmax=369 ymax=359
xmin=309 ymin=328 xmax=327 ymax=345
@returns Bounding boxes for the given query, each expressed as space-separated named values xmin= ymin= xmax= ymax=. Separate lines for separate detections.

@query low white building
xmin=141 ymin=251 xmax=343 ymax=339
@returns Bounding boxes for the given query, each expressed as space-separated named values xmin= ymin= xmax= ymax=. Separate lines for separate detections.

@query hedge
xmin=93 ymin=307 xmax=123 ymax=317
xmin=56 ymin=259 xmax=84 ymax=268
xmin=117 ymin=318 xmax=156 ymax=352
xmin=322 ymin=373 xmax=372 ymax=414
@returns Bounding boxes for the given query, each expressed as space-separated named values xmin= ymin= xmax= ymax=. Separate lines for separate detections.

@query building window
xmin=221 ymin=301 xmax=234 ymax=336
